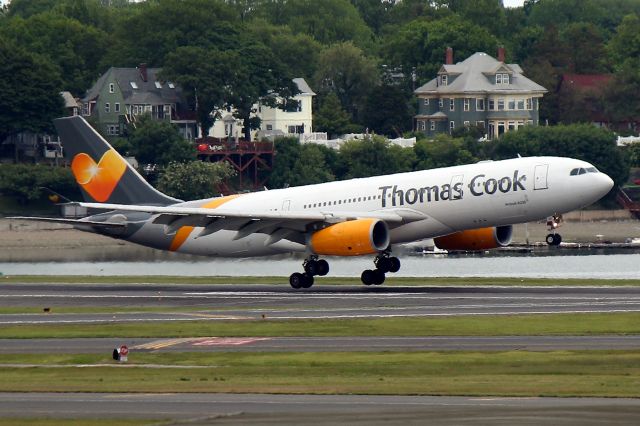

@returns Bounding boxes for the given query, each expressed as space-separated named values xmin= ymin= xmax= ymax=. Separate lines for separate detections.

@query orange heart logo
xmin=71 ymin=150 xmax=127 ymax=202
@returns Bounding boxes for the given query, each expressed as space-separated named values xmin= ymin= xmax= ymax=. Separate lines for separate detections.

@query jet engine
xmin=434 ymin=225 xmax=513 ymax=251
xmin=310 ymin=218 xmax=390 ymax=256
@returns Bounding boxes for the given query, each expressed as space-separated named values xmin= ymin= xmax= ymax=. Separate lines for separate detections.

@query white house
xmin=209 ymin=78 xmax=315 ymax=139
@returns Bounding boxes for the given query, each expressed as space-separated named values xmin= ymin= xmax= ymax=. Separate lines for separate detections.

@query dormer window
xmin=109 ymin=83 xmax=115 ymax=93
xmin=155 ymin=81 xmax=162 ymax=89
xmin=130 ymin=82 xmax=138 ymax=89
xmin=168 ymin=82 xmax=175 ymax=89
xmin=496 ymin=73 xmax=509 ymax=85
xmin=441 ymin=75 xmax=448 ymax=86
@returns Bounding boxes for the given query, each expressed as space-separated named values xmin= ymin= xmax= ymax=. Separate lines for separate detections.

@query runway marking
xmin=177 ymin=313 xmax=251 ymax=320
xmin=192 ymin=337 xmax=270 ymax=346
xmin=132 ymin=338 xmax=202 ymax=350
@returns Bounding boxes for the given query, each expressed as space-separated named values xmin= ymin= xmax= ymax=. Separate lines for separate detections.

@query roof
xmin=293 ymin=78 xmax=316 ymax=96
xmin=82 ymin=67 xmax=184 ymax=105
xmin=561 ymin=74 xmax=612 ymax=91
xmin=60 ymin=91 xmax=79 ymax=108
xmin=415 ymin=52 xmax=547 ymax=95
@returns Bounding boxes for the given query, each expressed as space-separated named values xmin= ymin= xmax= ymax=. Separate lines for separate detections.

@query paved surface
xmin=2 ymin=284 xmax=640 ymax=325
xmin=0 ymin=392 xmax=639 ymax=425
xmin=1 ymin=335 xmax=640 ymax=354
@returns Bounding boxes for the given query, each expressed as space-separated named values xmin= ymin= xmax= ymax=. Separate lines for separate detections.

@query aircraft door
xmin=450 ymin=175 xmax=464 ymax=200
xmin=282 ymin=199 xmax=291 ymax=211
xmin=534 ymin=164 xmax=549 ymax=190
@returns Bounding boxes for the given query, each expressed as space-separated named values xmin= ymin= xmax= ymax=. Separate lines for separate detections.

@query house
xmin=81 ymin=64 xmax=197 ymax=140
xmin=208 ymin=78 xmax=315 ymax=140
xmin=415 ymin=48 xmax=547 ymax=139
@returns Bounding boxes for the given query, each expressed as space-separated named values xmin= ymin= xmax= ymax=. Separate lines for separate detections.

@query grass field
xmin=1 ymin=313 xmax=640 ymax=339
xmin=0 ymin=351 xmax=639 ymax=397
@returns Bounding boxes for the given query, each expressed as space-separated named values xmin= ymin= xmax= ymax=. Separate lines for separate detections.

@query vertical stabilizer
xmin=54 ymin=116 xmax=180 ymax=205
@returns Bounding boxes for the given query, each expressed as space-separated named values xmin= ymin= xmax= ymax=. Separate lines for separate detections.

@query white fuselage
xmin=125 ymin=156 xmax=613 ymax=257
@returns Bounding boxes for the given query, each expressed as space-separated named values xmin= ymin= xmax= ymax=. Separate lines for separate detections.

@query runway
xmin=1 ymin=335 xmax=639 ymax=354
xmin=0 ymin=392 xmax=639 ymax=425
xmin=2 ymin=284 xmax=640 ymax=325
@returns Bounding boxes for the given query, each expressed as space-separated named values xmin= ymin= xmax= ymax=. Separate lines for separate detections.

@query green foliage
xmin=624 ymin=143 xmax=640 ymax=168
xmin=127 ymin=115 xmax=195 ymax=166
xmin=338 ymin=136 xmax=416 ymax=179
xmin=0 ymin=164 xmax=78 ymax=204
xmin=268 ymin=137 xmax=335 ymax=188
xmin=608 ymin=14 xmax=640 ymax=69
xmin=414 ymin=134 xmax=477 ymax=170
xmin=362 ymin=85 xmax=413 ymax=137
xmin=313 ymin=93 xmax=356 ymax=138
xmin=156 ymin=161 xmax=236 ymax=201
xmin=0 ymin=37 xmax=63 ymax=142
xmin=486 ymin=124 xmax=629 ymax=186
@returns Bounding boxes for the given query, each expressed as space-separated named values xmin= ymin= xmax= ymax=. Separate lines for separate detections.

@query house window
xmin=419 ymin=121 xmax=426 ymax=131
xmin=476 ymin=98 xmax=485 ymax=111
xmin=266 ymin=124 xmax=273 ymax=131
xmin=496 ymin=74 xmax=502 ymax=84
xmin=106 ymin=125 xmax=119 ymax=136
xmin=441 ymin=75 xmax=448 ymax=86
xmin=115 ymin=103 xmax=120 ymax=113
xmin=488 ymin=99 xmax=495 ymax=110
xmin=450 ymin=121 xmax=455 ymax=133
xmin=164 ymin=105 xmax=171 ymax=117
xmin=430 ymin=121 xmax=435 ymax=131
xmin=288 ymin=125 xmax=297 ymax=134
xmin=463 ymin=99 xmax=470 ymax=112
xmin=449 ymin=98 xmax=455 ymax=111
xmin=155 ymin=81 xmax=162 ymax=89
xmin=527 ymin=120 xmax=534 ymax=125
xmin=424 ymin=98 xmax=429 ymax=106
xmin=503 ymin=74 xmax=510 ymax=84
xmin=82 ymin=103 xmax=89 ymax=116
xmin=508 ymin=99 xmax=515 ymax=110
xmin=109 ymin=83 xmax=115 ymax=93
xmin=464 ymin=121 xmax=470 ymax=127
xmin=105 ymin=102 xmax=110 ymax=113
xmin=438 ymin=98 xmax=444 ymax=109
xmin=517 ymin=99 xmax=525 ymax=110
xmin=476 ymin=121 xmax=485 ymax=129
xmin=526 ymin=98 xmax=532 ymax=110
xmin=498 ymin=99 xmax=505 ymax=110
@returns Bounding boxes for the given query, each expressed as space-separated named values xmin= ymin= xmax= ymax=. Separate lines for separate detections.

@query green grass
xmin=2 ymin=313 xmax=640 ymax=339
xmin=0 ymin=351 xmax=639 ymax=397
xmin=3 ymin=275 xmax=640 ymax=286
xmin=0 ymin=420 xmax=157 ymax=426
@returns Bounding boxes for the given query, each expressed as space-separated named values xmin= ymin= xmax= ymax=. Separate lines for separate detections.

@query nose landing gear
xmin=361 ymin=253 xmax=401 ymax=286
xmin=289 ymin=255 xmax=329 ymax=289
xmin=545 ymin=214 xmax=563 ymax=246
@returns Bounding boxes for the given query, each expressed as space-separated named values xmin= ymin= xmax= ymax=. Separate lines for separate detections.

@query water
xmin=1 ymin=253 xmax=639 ymax=279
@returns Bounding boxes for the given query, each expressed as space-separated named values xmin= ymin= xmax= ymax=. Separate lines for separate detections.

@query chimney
xmin=445 ymin=47 xmax=453 ymax=65
xmin=139 ymin=63 xmax=148 ymax=82
xmin=497 ymin=47 xmax=506 ymax=63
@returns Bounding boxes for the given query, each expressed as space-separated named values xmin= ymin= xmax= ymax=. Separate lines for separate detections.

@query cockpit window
xmin=570 ymin=167 xmax=598 ymax=176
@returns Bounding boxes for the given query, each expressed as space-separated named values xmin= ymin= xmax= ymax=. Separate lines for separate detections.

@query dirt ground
xmin=1 ymin=212 xmax=639 ymax=262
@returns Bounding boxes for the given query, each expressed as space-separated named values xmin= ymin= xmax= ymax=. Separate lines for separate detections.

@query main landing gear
xmin=545 ymin=214 xmax=563 ymax=246
xmin=289 ymin=255 xmax=329 ymax=289
xmin=361 ymin=253 xmax=401 ymax=286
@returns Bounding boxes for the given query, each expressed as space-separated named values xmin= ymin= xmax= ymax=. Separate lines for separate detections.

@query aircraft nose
xmin=597 ymin=172 xmax=614 ymax=195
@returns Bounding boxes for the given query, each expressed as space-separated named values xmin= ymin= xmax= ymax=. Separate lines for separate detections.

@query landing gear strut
xmin=361 ymin=252 xmax=401 ymax=286
xmin=289 ymin=255 xmax=329 ymax=289
xmin=545 ymin=214 xmax=563 ymax=246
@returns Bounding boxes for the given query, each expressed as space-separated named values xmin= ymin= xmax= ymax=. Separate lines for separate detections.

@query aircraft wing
xmin=76 ymin=202 xmax=427 ymax=245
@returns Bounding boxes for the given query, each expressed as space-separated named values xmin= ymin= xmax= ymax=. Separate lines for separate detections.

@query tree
xmin=603 ymin=58 xmax=640 ymax=127
xmin=0 ymin=37 xmax=63 ymax=143
xmin=362 ymin=85 xmax=413 ymax=137
xmin=383 ymin=15 xmax=498 ymax=82
xmin=608 ymin=14 xmax=640 ymax=69
xmin=127 ymin=115 xmax=195 ymax=167
xmin=560 ymin=22 xmax=608 ymax=74
xmin=161 ymin=46 xmax=234 ymax=136
xmin=268 ymin=137 xmax=335 ymax=188
xmin=441 ymin=0 xmax=506 ymax=37
xmin=313 ymin=42 xmax=379 ymax=121
xmin=313 ymin=93 xmax=356 ymax=138
xmin=0 ymin=12 xmax=110 ymax=95
xmin=485 ymin=124 xmax=628 ymax=186
xmin=338 ymin=136 xmax=416 ymax=179
xmin=156 ymin=161 xmax=236 ymax=200
xmin=414 ymin=134 xmax=477 ymax=170
xmin=0 ymin=163 xmax=78 ymax=204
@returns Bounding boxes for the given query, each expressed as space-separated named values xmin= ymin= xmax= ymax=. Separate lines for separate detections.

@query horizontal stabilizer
xmin=7 ymin=216 xmax=126 ymax=228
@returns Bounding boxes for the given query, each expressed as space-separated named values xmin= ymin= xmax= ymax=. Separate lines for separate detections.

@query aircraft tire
xmin=553 ymin=233 xmax=562 ymax=246
xmin=289 ymin=272 xmax=304 ymax=289
xmin=372 ymin=269 xmax=386 ymax=285
xmin=304 ymin=260 xmax=318 ymax=276
xmin=376 ymin=257 xmax=392 ymax=273
xmin=361 ymin=269 xmax=375 ymax=285
xmin=389 ymin=257 xmax=401 ymax=273
xmin=301 ymin=273 xmax=314 ymax=288
xmin=317 ymin=259 xmax=329 ymax=276
xmin=546 ymin=234 xmax=556 ymax=245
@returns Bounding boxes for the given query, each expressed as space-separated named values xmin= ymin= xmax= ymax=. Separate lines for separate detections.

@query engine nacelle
xmin=434 ymin=225 xmax=513 ymax=251
xmin=310 ymin=218 xmax=390 ymax=256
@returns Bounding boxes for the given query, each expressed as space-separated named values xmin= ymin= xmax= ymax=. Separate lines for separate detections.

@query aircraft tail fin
xmin=54 ymin=116 xmax=180 ymax=206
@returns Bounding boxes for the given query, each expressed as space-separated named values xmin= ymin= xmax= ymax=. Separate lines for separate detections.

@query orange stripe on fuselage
xmin=168 ymin=194 xmax=243 ymax=252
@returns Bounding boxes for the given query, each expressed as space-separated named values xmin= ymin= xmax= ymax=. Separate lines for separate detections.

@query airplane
xmin=12 ymin=116 xmax=614 ymax=288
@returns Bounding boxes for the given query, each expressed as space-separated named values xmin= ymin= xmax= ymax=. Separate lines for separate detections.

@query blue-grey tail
xmin=54 ymin=116 xmax=179 ymax=206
